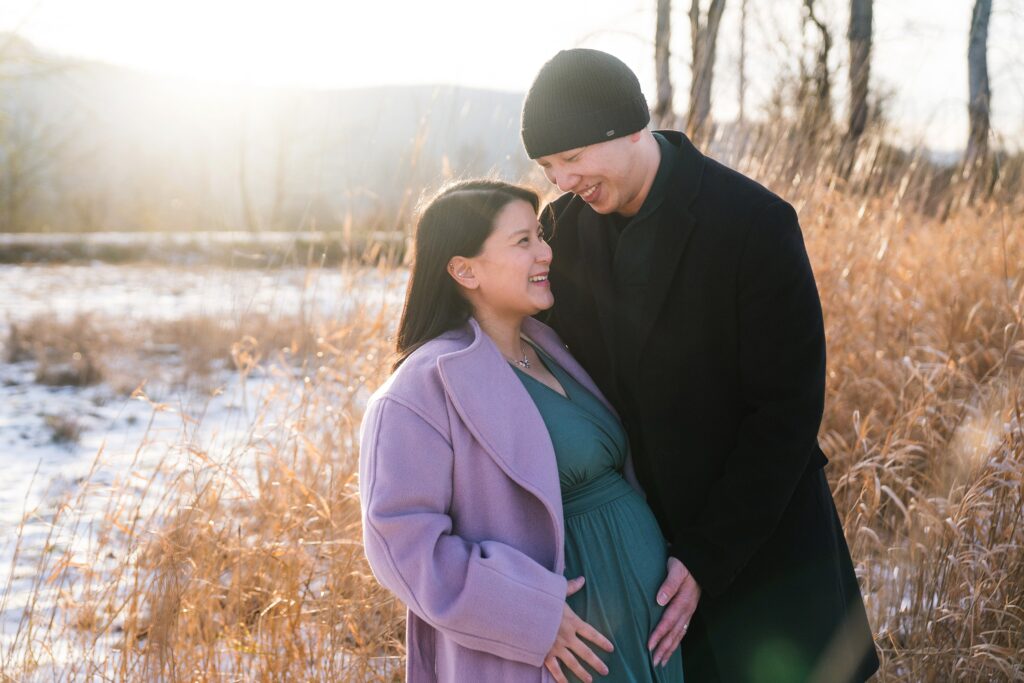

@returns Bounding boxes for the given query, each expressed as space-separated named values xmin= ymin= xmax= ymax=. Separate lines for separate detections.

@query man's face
xmin=534 ymin=131 xmax=646 ymax=216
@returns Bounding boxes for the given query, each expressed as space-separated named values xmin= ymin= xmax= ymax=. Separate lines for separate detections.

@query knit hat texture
xmin=521 ymin=49 xmax=650 ymax=159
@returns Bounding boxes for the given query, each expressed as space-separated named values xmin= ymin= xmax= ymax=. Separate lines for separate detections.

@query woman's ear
xmin=447 ymin=257 xmax=478 ymax=290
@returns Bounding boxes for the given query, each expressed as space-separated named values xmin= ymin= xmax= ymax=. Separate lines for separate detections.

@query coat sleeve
xmin=669 ymin=199 xmax=828 ymax=597
xmin=359 ymin=395 xmax=568 ymax=666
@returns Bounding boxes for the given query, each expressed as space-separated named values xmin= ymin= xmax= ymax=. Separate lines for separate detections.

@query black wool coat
xmin=539 ymin=131 xmax=879 ymax=683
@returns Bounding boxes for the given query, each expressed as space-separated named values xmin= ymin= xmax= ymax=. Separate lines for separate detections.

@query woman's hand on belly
xmin=545 ymin=576 xmax=614 ymax=683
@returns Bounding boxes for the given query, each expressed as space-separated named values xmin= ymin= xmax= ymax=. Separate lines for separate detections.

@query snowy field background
xmin=0 ymin=263 xmax=406 ymax=672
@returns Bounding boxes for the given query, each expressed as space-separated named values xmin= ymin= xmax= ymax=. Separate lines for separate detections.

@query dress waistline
xmin=561 ymin=471 xmax=636 ymax=518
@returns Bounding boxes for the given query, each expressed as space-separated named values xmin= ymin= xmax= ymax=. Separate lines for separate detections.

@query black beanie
xmin=521 ymin=49 xmax=650 ymax=159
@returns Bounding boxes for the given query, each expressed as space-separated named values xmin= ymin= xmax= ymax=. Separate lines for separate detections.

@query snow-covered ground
xmin=0 ymin=263 xmax=407 ymax=671
xmin=0 ymin=262 xmax=405 ymax=325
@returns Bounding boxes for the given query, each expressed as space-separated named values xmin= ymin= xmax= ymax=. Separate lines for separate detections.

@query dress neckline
xmin=513 ymin=340 xmax=571 ymax=400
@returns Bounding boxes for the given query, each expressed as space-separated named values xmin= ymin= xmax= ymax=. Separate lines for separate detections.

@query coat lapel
xmin=436 ymin=319 xmax=565 ymax=564
xmin=633 ymin=131 xmax=705 ymax=355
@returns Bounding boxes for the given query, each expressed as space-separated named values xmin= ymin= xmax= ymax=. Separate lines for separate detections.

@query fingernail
xmin=657 ymin=593 xmax=667 ymax=606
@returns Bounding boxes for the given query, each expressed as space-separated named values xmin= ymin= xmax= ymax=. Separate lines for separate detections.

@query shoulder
xmin=738 ymin=199 xmax=807 ymax=266
xmin=682 ymin=158 xmax=802 ymax=255
xmin=366 ymin=329 xmax=469 ymax=432
xmin=697 ymin=155 xmax=785 ymax=220
xmin=657 ymin=129 xmax=784 ymax=221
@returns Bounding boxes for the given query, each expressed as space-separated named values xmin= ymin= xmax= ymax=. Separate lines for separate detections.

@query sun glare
xmin=3 ymin=0 xmax=648 ymax=91
xmin=1 ymin=0 xmax=1021 ymax=149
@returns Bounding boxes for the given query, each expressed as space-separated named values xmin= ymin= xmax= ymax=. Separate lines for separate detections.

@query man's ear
xmin=447 ymin=256 xmax=479 ymax=290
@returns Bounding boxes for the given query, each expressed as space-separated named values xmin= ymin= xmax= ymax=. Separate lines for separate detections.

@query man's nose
xmin=549 ymin=168 xmax=579 ymax=193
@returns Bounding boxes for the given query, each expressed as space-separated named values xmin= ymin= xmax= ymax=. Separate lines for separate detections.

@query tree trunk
xmin=654 ymin=0 xmax=675 ymax=127
xmin=738 ymin=0 xmax=748 ymax=125
xmin=966 ymin=0 xmax=992 ymax=170
xmin=846 ymin=0 xmax=872 ymax=141
xmin=687 ymin=0 xmax=726 ymax=141
xmin=802 ymin=0 xmax=833 ymax=131
xmin=237 ymin=111 xmax=261 ymax=233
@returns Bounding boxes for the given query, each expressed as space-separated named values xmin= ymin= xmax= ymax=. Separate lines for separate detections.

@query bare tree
xmin=966 ymin=0 xmax=992 ymax=171
xmin=0 ymin=39 xmax=72 ymax=231
xmin=801 ymin=0 xmax=833 ymax=132
xmin=237 ymin=109 xmax=261 ymax=233
xmin=738 ymin=0 xmax=748 ymax=125
xmin=687 ymin=0 xmax=726 ymax=140
xmin=654 ymin=0 xmax=675 ymax=127
xmin=846 ymin=0 xmax=872 ymax=141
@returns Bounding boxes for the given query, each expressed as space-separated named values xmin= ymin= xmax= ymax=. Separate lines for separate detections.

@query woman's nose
xmin=537 ymin=240 xmax=553 ymax=264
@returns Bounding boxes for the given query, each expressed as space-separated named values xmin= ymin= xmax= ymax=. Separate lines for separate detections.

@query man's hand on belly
xmin=648 ymin=557 xmax=701 ymax=667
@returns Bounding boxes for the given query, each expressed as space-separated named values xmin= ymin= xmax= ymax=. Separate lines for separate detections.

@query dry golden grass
xmin=5 ymin=309 xmax=343 ymax=395
xmin=2 ymin=133 xmax=1022 ymax=681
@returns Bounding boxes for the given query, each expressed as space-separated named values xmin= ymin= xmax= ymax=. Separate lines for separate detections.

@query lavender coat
xmin=359 ymin=316 xmax=641 ymax=682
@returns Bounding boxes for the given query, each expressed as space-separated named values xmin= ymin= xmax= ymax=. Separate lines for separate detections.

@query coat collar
xmin=635 ymin=130 xmax=704 ymax=350
xmin=574 ymin=130 xmax=705 ymax=362
xmin=434 ymin=317 xmax=572 ymax=570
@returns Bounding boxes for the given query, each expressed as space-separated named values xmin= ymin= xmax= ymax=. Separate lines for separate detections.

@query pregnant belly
xmin=562 ymin=478 xmax=670 ymax=642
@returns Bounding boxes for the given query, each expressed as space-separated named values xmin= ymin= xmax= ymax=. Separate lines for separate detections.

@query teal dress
xmin=514 ymin=344 xmax=684 ymax=683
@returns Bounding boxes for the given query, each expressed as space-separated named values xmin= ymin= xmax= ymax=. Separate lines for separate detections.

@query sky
xmin=1 ymin=0 xmax=1022 ymax=150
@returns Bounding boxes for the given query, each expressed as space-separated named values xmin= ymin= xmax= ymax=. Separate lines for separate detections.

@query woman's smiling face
xmin=452 ymin=198 xmax=553 ymax=321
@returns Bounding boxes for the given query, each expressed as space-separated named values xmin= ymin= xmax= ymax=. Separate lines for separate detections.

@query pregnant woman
xmin=359 ymin=179 xmax=683 ymax=683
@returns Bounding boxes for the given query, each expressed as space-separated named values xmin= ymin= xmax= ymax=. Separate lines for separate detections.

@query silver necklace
xmin=508 ymin=340 xmax=530 ymax=369
xmin=512 ymin=344 xmax=530 ymax=369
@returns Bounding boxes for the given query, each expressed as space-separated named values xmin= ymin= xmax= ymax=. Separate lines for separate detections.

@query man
xmin=521 ymin=49 xmax=879 ymax=682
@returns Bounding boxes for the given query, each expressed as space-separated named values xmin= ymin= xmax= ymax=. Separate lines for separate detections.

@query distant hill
xmin=0 ymin=35 xmax=534 ymax=232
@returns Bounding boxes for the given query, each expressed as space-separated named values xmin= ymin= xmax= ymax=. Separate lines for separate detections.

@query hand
xmin=544 ymin=576 xmax=614 ymax=683
xmin=648 ymin=557 xmax=701 ymax=667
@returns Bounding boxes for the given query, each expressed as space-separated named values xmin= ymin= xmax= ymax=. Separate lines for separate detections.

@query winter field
xmin=2 ymin=0 xmax=1023 ymax=677
xmin=1 ymin=263 xmax=407 ymax=680
xmin=1 ymin=190 xmax=1023 ymax=681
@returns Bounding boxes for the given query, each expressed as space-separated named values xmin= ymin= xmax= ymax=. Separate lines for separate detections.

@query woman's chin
xmin=532 ymin=296 xmax=555 ymax=313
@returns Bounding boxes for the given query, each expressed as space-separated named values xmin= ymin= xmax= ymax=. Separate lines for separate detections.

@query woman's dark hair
xmin=393 ymin=179 xmax=540 ymax=370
